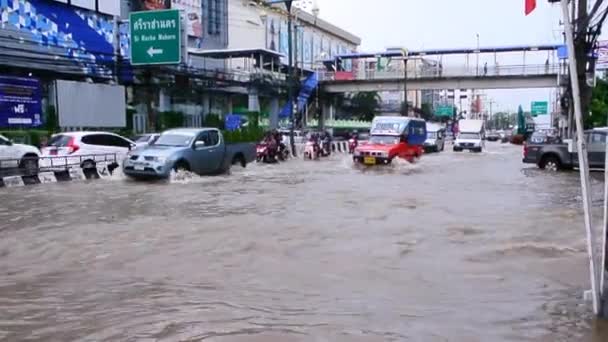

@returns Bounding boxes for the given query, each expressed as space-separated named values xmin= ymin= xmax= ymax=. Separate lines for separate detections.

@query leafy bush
xmin=222 ymin=126 xmax=264 ymax=144
xmin=0 ymin=130 xmax=49 ymax=147
xmin=203 ymin=113 xmax=224 ymax=129
xmin=157 ymin=111 xmax=184 ymax=130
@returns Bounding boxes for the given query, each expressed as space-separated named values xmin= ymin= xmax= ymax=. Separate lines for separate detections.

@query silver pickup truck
xmin=123 ymin=128 xmax=256 ymax=179
xmin=523 ymin=128 xmax=607 ymax=171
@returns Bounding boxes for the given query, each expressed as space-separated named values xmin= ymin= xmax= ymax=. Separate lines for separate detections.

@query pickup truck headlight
xmin=153 ymin=156 xmax=168 ymax=163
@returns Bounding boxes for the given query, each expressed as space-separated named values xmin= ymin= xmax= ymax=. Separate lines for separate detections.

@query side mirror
xmin=129 ymin=143 xmax=135 ymax=151
xmin=194 ymin=141 xmax=206 ymax=149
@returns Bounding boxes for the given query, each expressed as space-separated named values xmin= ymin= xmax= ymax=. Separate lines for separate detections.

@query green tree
xmin=586 ymin=77 xmax=608 ymax=128
xmin=348 ymin=92 xmax=381 ymax=121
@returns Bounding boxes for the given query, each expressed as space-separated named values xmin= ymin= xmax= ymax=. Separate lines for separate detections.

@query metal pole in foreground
xmin=402 ymin=48 xmax=408 ymax=116
xmin=560 ymin=0 xmax=601 ymax=316
xmin=287 ymin=2 xmax=296 ymax=157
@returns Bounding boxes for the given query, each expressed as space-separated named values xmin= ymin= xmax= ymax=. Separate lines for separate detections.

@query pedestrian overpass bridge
xmin=318 ymin=44 xmax=564 ymax=93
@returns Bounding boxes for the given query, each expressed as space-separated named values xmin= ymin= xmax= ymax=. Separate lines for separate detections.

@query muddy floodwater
xmin=1 ymin=143 xmax=607 ymax=341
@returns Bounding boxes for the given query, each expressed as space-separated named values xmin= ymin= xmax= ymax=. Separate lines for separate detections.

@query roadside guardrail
xmin=0 ymin=153 xmax=119 ymax=188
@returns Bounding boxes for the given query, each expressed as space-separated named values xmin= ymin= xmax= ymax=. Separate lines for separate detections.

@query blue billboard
xmin=0 ymin=76 xmax=42 ymax=128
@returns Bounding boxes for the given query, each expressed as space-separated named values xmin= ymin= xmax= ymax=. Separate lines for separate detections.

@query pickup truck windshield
xmin=459 ymin=133 xmax=480 ymax=140
xmin=369 ymin=136 xmax=400 ymax=145
xmin=155 ymin=134 xmax=194 ymax=147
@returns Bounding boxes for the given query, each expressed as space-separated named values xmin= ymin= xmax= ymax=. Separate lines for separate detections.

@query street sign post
xmin=130 ymin=10 xmax=181 ymax=66
xmin=531 ymin=101 xmax=548 ymax=116
xmin=435 ymin=105 xmax=454 ymax=117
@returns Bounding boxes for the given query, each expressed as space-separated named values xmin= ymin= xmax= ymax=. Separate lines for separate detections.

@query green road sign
xmin=435 ymin=105 xmax=454 ymax=117
xmin=130 ymin=9 xmax=181 ymax=66
xmin=531 ymin=101 xmax=548 ymax=116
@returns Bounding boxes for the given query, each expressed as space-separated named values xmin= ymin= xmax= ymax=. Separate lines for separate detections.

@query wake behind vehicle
xmin=123 ymin=128 xmax=255 ymax=179
xmin=353 ymin=116 xmax=426 ymax=165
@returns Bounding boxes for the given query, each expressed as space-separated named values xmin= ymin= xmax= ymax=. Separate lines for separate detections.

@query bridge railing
xmin=319 ymin=63 xmax=560 ymax=82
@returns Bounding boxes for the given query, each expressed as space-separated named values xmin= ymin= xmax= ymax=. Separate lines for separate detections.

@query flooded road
xmin=1 ymin=142 xmax=607 ymax=341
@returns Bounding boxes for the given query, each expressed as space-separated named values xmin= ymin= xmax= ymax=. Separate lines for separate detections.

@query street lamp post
xmin=476 ymin=33 xmax=480 ymax=76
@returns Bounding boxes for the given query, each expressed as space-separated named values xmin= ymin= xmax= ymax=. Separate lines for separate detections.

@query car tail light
xmin=67 ymin=137 xmax=80 ymax=154
xmin=523 ymin=143 xmax=528 ymax=158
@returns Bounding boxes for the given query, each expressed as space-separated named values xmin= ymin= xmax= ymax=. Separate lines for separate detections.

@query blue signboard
xmin=0 ymin=76 xmax=42 ymax=128
xmin=225 ymin=114 xmax=242 ymax=132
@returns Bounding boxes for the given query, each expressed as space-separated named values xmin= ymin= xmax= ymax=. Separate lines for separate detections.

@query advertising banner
xmin=596 ymin=41 xmax=608 ymax=70
xmin=171 ymin=0 xmax=203 ymax=38
xmin=0 ymin=76 xmax=42 ymax=128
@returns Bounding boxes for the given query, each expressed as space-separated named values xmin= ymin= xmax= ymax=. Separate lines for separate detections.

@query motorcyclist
xmin=349 ymin=130 xmax=359 ymax=154
xmin=273 ymin=130 xmax=288 ymax=160
xmin=321 ymin=131 xmax=332 ymax=156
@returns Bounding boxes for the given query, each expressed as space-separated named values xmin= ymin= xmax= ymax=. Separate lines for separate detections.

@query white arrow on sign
xmin=147 ymin=46 xmax=163 ymax=57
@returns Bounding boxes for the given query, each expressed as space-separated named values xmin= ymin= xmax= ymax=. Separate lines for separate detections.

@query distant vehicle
xmin=528 ymin=131 xmax=561 ymax=145
xmin=523 ymin=128 xmax=606 ymax=171
xmin=454 ymin=119 xmax=485 ymax=152
xmin=0 ymin=134 xmax=40 ymax=175
xmin=123 ymin=128 xmax=256 ymax=179
xmin=41 ymin=131 xmax=135 ymax=169
xmin=279 ymin=130 xmax=306 ymax=144
xmin=133 ymin=133 xmax=160 ymax=148
xmin=423 ymin=122 xmax=446 ymax=152
xmin=486 ymin=131 xmax=501 ymax=142
xmin=353 ymin=116 xmax=426 ymax=165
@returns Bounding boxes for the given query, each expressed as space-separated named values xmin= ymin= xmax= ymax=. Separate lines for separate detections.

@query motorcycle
xmin=320 ymin=139 xmax=332 ymax=157
xmin=256 ymin=141 xmax=278 ymax=163
xmin=303 ymin=140 xmax=320 ymax=160
xmin=277 ymin=143 xmax=290 ymax=161
xmin=348 ymin=137 xmax=358 ymax=154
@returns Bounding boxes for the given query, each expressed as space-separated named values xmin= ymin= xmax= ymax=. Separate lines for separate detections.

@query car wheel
xmin=173 ymin=161 xmax=190 ymax=172
xmin=539 ymin=155 xmax=561 ymax=171
xmin=81 ymin=160 xmax=96 ymax=169
xmin=453 ymin=147 xmax=462 ymax=152
xmin=19 ymin=155 xmax=39 ymax=175
xmin=232 ymin=154 xmax=246 ymax=168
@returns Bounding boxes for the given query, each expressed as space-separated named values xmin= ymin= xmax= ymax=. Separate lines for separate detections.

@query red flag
xmin=525 ymin=0 xmax=537 ymax=15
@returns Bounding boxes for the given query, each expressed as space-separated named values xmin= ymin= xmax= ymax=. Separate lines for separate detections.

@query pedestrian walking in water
xmin=483 ymin=62 xmax=488 ymax=76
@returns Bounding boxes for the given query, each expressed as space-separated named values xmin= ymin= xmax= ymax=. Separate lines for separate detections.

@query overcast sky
xmin=311 ymin=0 xmax=572 ymax=112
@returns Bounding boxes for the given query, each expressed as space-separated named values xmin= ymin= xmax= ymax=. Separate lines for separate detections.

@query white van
xmin=454 ymin=119 xmax=485 ymax=152
xmin=424 ymin=123 xmax=446 ymax=152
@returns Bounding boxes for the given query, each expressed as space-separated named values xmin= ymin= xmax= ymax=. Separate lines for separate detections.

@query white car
xmin=133 ymin=133 xmax=160 ymax=148
xmin=0 ymin=134 xmax=40 ymax=174
xmin=41 ymin=131 xmax=135 ymax=169
xmin=453 ymin=132 xmax=485 ymax=152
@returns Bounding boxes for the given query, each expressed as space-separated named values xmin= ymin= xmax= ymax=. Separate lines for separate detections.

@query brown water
xmin=0 ymin=143 xmax=607 ymax=341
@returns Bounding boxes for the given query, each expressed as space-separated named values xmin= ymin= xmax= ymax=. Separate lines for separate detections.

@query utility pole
xmin=267 ymin=0 xmax=296 ymax=155
xmin=402 ymin=48 xmax=408 ymax=116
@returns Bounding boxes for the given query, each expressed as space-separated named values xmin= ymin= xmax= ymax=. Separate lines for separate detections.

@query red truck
xmin=353 ymin=116 xmax=427 ymax=165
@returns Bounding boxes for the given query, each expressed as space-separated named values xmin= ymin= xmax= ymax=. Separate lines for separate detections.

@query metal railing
xmin=0 ymin=153 xmax=118 ymax=178
xmin=319 ymin=63 xmax=561 ymax=82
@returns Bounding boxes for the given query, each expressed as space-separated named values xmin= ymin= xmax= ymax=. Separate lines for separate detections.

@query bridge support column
xmin=248 ymin=87 xmax=260 ymax=113
xmin=159 ymin=88 xmax=170 ymax=112
xmin=269 ymin=97 xmax=279 ymax=129
xmin=201 ymin=93 xmax=210 ymax=120
xmin=321 ymin=100 xmax=335 ymax=129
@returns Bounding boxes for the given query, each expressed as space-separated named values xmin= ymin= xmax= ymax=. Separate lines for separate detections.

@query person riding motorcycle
xmin=348 ymin=130 xmax=359 ymax=154
xmin=273 ymin=130 xmax=288 ymax=160
xmin=320 ymin=131 xmax=332 ymax=156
